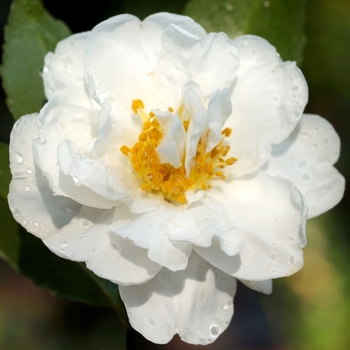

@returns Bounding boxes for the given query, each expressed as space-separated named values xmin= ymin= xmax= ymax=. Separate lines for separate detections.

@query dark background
xmin=1 ymin=0 xmax=349 ymax=349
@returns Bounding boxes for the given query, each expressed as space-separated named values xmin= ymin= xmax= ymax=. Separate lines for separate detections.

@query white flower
xmin=8 ymin=12 xmax=344 ymax=345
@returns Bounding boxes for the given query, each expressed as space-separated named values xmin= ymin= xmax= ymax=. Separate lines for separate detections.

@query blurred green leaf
xmin=184 ymin=0 xmax=306 ymax=63
xmin=1 ymin=0 xmax=71 ymax=120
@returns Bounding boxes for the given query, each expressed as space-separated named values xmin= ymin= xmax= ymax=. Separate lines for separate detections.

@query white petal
xmin=43 ymin=33 xmax=95 ymax=109
xmin=264 ymin=114 xmax=345 ymax=218
xmin=226 ymin=35 xmax=308 ymax=176
xmin=57 ymin=140 xmax=130 ymax=208
xmin=154 ymin=110 xmax=186 ymax=168
xmin=167 ymin=196 xmax=245 ymax=256
xmin=119 ymin=252 xmax=236 ymax=345
xmin=239 ymin=279 xmax=273 ymax=294
xmin=147 ymin=29 xmax=239 ymax=110
xmin=109 ymin=203 xmax=192 ymax=271
xmin=195 ymin=172 xmax=307 ymax=280
xmin=43 ymin=206 xmax=162 ymax=285
xmin=206 ymin=88 xmax=232 ymax=152
xmin=8 ymin=114 xmax=81 ymax=238
xmin=33 ymin=97 xmax=98 ymax=196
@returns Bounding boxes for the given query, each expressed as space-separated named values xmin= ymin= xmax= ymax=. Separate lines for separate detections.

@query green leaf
xmin=1 ymin=0 xmax=71 ymax=120
xmin=184 ymin=0 xmax=306 ymax=63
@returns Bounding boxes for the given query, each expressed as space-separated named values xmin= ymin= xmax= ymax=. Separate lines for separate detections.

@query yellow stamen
xmin=121 ymin=99 xmax=237 ymax=204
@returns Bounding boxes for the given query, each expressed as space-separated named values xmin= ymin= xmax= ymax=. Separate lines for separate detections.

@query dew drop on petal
xmin=270 ymin=253 xmax=277 ymax=262
xmin=61 ymin=243 xmax=69 ymax=250
xmin=148 ymin=318 xmax=157 ymax=327
xmin=289 ymin=255 xmax=295 ymax=264
xmin=301 ymin=173 xmax=311 ymax=182
xmin=72 ymin=176 xmax=79 ymax=184
xmin=209 ymin=324 xmax=220 ymax=337
xmin=26 ymin=168 xmax=32 ymax=174
xmin=287 ymin=235 xmax=295 ymax=242
xmin=82 ymin=220 xmax=92 ymax=228
xmin=15 ymin=153 xmax=23 ymax=163
xmin=24 ymin=185 xmax=30 ymax=192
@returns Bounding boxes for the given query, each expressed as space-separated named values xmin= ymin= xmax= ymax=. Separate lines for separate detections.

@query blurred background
xmin=0 ymin=0 xmax=349 ymax=349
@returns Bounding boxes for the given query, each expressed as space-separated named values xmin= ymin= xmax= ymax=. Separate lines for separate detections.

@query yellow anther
xmin=221 ymin=127 xmax=232 ymax=137
xmin=120 ymin=145 xmax=130 ymax=156
xmin=226 ymin=157 xmax=237 ymax=166
xmin=221 ymin=146 xmax=230 ymax=156
xmin=132 ymin=99 xmax=144 ymax=113
xmin=149 ymin=111 xmax=155 ymax=118
xmin=168 ymin=107 xmax=174 ymax=112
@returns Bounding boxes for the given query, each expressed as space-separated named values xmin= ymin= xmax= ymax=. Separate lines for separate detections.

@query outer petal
xmin=43 ymin=206 xmax=162 ymax=285
xmin=239 ymin=279 xmax=272 ymax=294
xmin=43 ymin=33 xmax=94 ymax=109
xmin=195 ymin=171 xmax=307 ymax=280
xmin=109 ymin=203 xmax=192 ymax=271
xmin=119 ymin=252 xmax=236 ymax=345
xmin=84 ymin=13 xmax=206 ymax=113
xmin=264 ymin=114 xmax=345 ymax=218
xmin=33 ymin=97 xmax=98 ymax=196
xmin=8 ymin=114 xmax=81 ymax=238
xmin=226 ymin=35 xmax=308 ymax=176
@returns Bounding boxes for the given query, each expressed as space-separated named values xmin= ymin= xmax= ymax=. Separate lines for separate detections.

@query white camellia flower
xmin=8 ymin=12 xmax=344 ymax=345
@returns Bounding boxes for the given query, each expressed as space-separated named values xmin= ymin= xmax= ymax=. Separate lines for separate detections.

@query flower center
xmin=120 ymin=99 xmax=236 ymax=204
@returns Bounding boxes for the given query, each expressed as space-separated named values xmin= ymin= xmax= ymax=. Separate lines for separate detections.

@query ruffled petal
xmin=43 ymin=33 xmax=94 ymax=109
xmin=32 ymin=97 xmax=98 ymax=196
xmin=167 ymin=196 xmax=245 ymax=256
xmin=57 ymin=140 xmax=130 ymax=208
xmin=43 ymin=206 xmax=162 ymax=285
xmin=8 ymin=114 xmax=81 ymax=238
xmin=226 ymin=35 xmax=308 ymax=176
xmin=195 ymin=171 xmax=307 ymax=280
xmin=264 ymin=114 xmax=345 ymax=218
xmin=146 ymin=28 xmax=239 ymax=110
xmin=109 ymin=203 xmax=192 ymax=271
xmin=119 ymin=252 xmax=236 ymax=345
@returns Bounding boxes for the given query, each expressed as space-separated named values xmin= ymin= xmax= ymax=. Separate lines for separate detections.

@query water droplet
xmin=106 ymin=166 xmax=111 ymax=172
xmin=61 ymin=243 xmax=69 ymax=250
xmin=148 ymin=318 xmax=157 ymax=327
xmin=72 ymin=176 xmax=79 ymax=184
xmin=287 ymin=235 xmax=295 ymax=242
xmin=297 ymin=160 xmax=308 ymax=169
xmin=291 ymin=84 xmax=300 ymax=92
xmin=270 ymin=253 xmax=277 ymax=262
xmin=159 ymin=231 xmax=164 ymax=235
xmin=301 ymin=173 xmax=311 ymax=182
xmin=82 ymin=220 xmax=92 ymax=228
xmin=293 ymin=110 xmax=300 ymax=119
xmin=221 ymin=303 xmax=230 ymax=310
xmin=271 ymin=269 xmax=276 ymax=273
xmin=155 ymin=241 xmax=160 ymax=246
xmin=24 ymin=185 xmax=30 ymax=192
xmin=34 ymin=221 xmax=39 ymax=227
xmin=52 ymin=192 xmax=57 ymax=196
xmin=15 ymin=153 xmax=23 ymax=163
xmin=324 ymin=138 xmax=330 ymax=145
xmin=209 ymin=324 xmax=220 ymax=337
xmin=91 ymin=246 xmax=97 ymax=252
xmin=289 ymin=255 xmax=295 ymax=264
xmin=271 ymin=241 xmax=277 ymax=247
xmin=13 ymin=209 xmax=22 ymax=221
xmin=26 ymin=168 xmax=32 ymax=174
